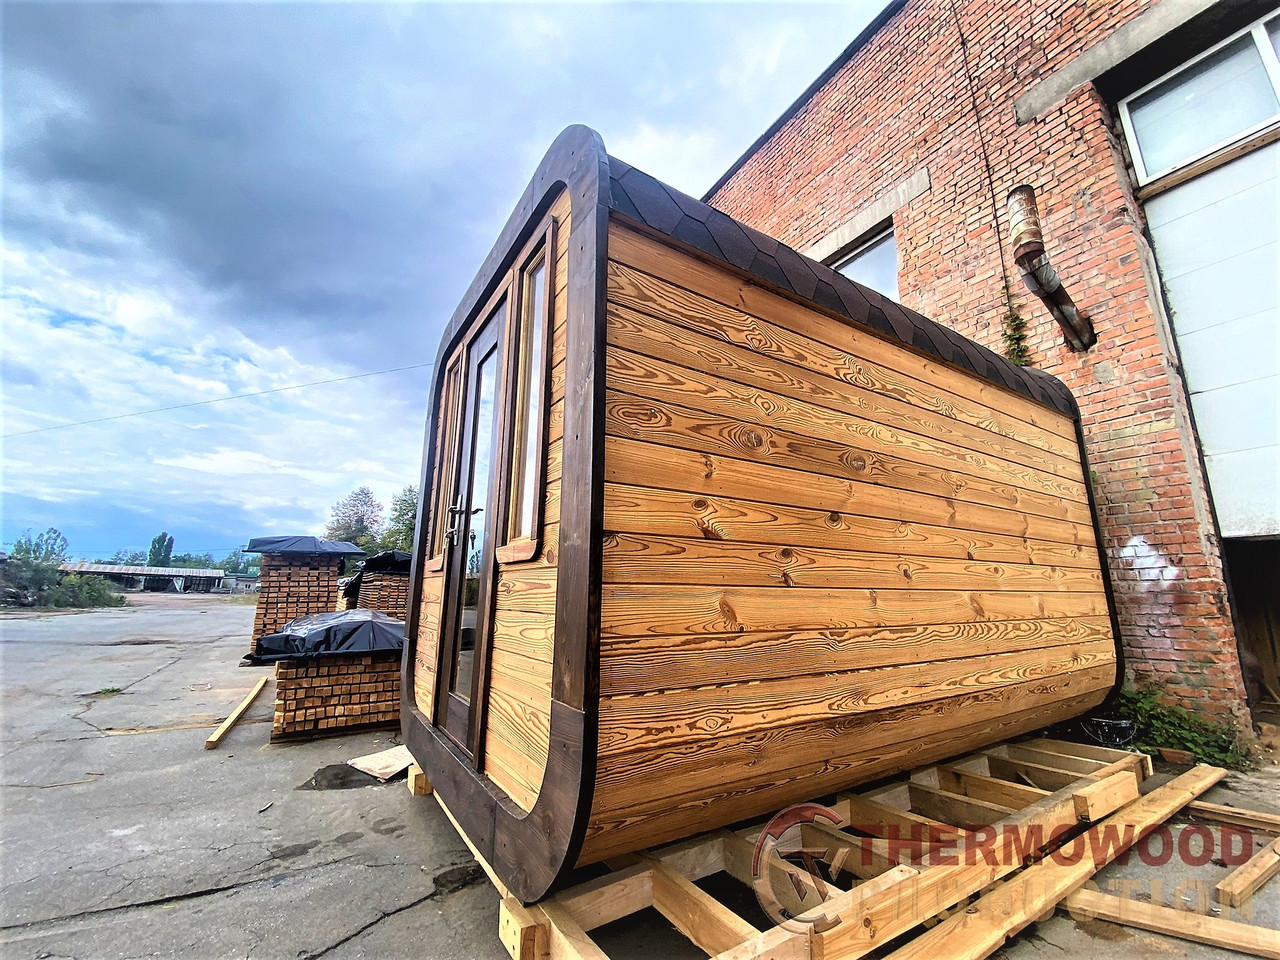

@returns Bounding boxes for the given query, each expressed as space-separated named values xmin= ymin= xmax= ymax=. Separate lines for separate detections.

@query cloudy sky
xmin=3 ymin=1 xmax=883 ymax=562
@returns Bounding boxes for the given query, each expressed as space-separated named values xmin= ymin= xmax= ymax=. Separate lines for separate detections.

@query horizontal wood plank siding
xmin=583 ymin=222 xmax=1116 ymax=860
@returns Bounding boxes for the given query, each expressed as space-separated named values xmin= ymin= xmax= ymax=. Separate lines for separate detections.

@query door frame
xmin=434 ymin=286 xmax=511 ymax=762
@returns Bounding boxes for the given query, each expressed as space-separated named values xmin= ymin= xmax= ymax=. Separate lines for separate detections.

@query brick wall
xmin=708 ymin=0 xmax=1250 ymax=721
xmin=252 ymin=554 xmax=345 ymax=651
xmin=354 ymin=571 xmax=411 ymax=620
xmin=271 ymin=654 xmax=400 ymax=739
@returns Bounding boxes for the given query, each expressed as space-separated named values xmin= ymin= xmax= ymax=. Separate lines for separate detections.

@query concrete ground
xmin=1 ymin=594 xmax=1277 ymax=959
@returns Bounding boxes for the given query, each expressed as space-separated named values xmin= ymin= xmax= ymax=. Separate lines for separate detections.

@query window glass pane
xmin=1129 ymin=36 xmax=1278 ymax=177
xmin=511 ymin=259 xmax=546 ymax=541
xmin=835 ymin=230 xmax=899 ymax=300
xmin=1270 ymin=18 xmax=1280 ymax=59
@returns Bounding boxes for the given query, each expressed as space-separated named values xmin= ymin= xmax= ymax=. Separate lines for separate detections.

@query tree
xmin=2 ymin=528 xmax=124 ymax=609
xmin=325 ymin=486 xmax=384 ymax=552
xmin=379 ymin=485 xmax=418 ymax=552
xmin=220 ymin=549 xmax=259 ymax=576
xmin=106 ymin=549 xmax=147 ymax=565
xmin=148 ymin=532 xmax=174 ymax=567
xmin=170 ymin=552 xmax=215 ymax=569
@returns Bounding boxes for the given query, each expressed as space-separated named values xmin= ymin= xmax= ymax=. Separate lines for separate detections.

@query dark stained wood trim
xmin=496 ymin=216 xmax=559 ymax=564
xmin=1074 ymin=415 xmax=1126 ymax=704
xmin=402 ymin=124 xmax=608 ymax=903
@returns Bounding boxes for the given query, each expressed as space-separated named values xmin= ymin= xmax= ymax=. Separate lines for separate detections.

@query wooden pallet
xmin=479 ymin=738 xmax=1280 ymax=960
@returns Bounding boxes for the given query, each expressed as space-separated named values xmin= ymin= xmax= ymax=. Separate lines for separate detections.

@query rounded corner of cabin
xmin=400 ymin=128 xmax=608 ymax=904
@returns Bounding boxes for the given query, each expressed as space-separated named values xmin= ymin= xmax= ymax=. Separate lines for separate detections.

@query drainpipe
xmin=1007 ymin=185 xmax=1096 ymax=352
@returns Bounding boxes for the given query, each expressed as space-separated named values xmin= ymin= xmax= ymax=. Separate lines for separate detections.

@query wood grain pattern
xmin=599 ymin=615 xmax=1114 ymax=695
xmin=598 ymin=640 xmax=1113 ymax=750
xmin=580 ymin=223 xmax=1117 ymax=867
xmin=607 ymin=345 xmax=1087 ymax=507
xmin=601 ymin=583 xmax=1109 ymax=637
xmin=607 ymin=225 xmax=1076 ymax=444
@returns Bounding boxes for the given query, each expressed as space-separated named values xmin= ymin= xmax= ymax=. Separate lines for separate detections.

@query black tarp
xmin=246 ymin=609 xmax=405 ymax=663
xmin=245 ymin=536 xmax=365 ymax=556
xmin=361 ymin=550 xmax=411 ymax=573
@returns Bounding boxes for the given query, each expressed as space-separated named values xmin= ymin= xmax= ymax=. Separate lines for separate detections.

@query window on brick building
xmin=1119 ymin=12 xmax=1280 ymax=183
xmin=832 ymin=225 xmax=899 ymax=301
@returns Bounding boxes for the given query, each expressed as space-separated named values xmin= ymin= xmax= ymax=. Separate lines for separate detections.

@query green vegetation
xmin=95 ymin=686 xmax=123 ymax=696
xmin=148 ymin=531 xmax=175 ymax=567
xmin=1 ymin=528 xmax=127 ymax=609
xmin=1110 ymin=685 xmax=1252 ymax=769
xmin=325 ymin=484 xmax=418 ymax=553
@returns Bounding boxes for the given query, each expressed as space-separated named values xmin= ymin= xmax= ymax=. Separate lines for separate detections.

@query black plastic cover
xmin=245 ymin=536 xmax=365 ymax=556
xmin=247 ymin=609 xmax=405 ymax=662
xmin=361 ymin=550 xmax=412 ymax=573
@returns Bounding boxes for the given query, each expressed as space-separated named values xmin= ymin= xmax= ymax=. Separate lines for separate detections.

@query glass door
xmin=438 ymin=301 xmax=506 ymax=753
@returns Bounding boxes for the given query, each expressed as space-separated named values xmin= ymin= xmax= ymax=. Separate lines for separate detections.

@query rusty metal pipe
xmin=1007 ymin=185 xmax=1096 ymax=352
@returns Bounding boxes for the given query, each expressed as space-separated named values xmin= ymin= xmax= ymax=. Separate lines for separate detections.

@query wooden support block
xmin=808 ymin=766 xmax=1224 ymax=960
xmin=407 ymin=763 xmax=432 ymax=796
xmin=206 ymin=675 xmax=268 ymax=749
xmin=1216 ymin=838 xmax=1280 ymax=908
xmin=932 ymin=765 xmax=1049 ymax=809
xmin=878 ymin=765 xmax=1228 ymax=960
xmin=500 ymin=897 xmax=548 ymax=960
xmin=1065 ymin=888 xmax=1280 ymax=959
xmin=650 ymin=859 xmax=759 ymax=955
xmin=1189 ymin=801 xmax=1280 ymax=835
xmin=1071 ymin=770 xmax=1140 ymax=823
xmin=653 ymin=832 xmax=726 ymax=882
xmin=908 ymin=782 xmax=1015 ymax=826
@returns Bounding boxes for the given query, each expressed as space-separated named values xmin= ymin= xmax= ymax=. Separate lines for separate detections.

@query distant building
xmin=59 ymin=561 xmax=225 ymax=593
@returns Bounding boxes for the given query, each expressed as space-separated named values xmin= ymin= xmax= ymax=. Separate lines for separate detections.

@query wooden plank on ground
xmin=1189 ymin=801 xmax=1280 ymax=835
xmin=1216 ymin=838 xmax=1280 ymax=908
xmin=1025 ymin=737 xmax=1153 ymax=777
xmin=205 ymin=675 xmax=268 ymax=749
xmin=809 ymin=769 xmax=1178 ymax=960
xmin=930 ymin=765 xmax=1049 ymax=808
xmin=1065 ymin=887 xmax=1280 ymax=959
xmin=879 ymin=765 xmax=1228 ymax=960
xmin=348 ymin=744 xmax=414 ymax=780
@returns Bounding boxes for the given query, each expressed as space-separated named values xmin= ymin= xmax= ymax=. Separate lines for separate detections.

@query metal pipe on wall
xmin=1007 ymin=185 xmax=1097 ymax=351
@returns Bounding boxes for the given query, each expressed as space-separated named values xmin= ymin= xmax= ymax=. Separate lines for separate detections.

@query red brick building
xmin=707 ymin=0 xmax=1279 ymax=724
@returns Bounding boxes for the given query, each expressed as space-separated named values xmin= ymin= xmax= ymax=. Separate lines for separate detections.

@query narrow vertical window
xmin=430 ymin=359 xmax=464 ymax=560
xmin=508 ymin=254 xmax=548 ymax=544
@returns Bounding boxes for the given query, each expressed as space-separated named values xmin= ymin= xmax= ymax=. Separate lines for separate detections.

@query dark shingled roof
xmin=604 ymin=156 xmax=1077 ymax=418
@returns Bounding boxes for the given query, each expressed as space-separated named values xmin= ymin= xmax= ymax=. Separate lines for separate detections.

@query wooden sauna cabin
xmin=402 ymin=125 xmax=1123 ymax=902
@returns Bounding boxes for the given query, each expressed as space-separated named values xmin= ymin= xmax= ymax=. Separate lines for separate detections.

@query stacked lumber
xmin=483 ymin=739 xmax=1280 ymax=960
xmin=355 ymin=571 xmax=411 ymax=619
xmin=271 ymin=653 xmax=400 ymax=739
xmin=252 ymin=554 xmax=345 ymax=650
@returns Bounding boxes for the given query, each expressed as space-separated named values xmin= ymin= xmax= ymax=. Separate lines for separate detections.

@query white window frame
xmin=829 ymin=223 xmax=898 ymax=299
xmin=1119 ymin=9 xmax=1280 ymax=185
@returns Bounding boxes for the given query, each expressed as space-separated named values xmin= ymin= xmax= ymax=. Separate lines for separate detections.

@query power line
xmin=2 ymin=361 xmax=435 ymax=439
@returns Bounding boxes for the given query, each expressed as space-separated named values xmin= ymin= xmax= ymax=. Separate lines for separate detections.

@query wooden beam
xmin=533 ymin=902 xmax=612 ymax=960
xmin=908 ymin=783 xmax=1015 ymax=826
xmin=1189 ymin=801 xmax=1280 ymax=835
xmin=1024 ymin=738 xmax=1153 ymax=778
xmin=983 ymin=753 xmax=1081 ymax=791
xmin=555 ymin=861 xmax=653 ymax=933
xmin=205 ymin=675 xmax=268 ymax=749
xmin=653 ymin=833 xmax=725 ymax=882
xmin=1216 ymin=838 xmax=1280 ymax=909
xmin=931 ymin=765 xmax=1049 ymax=809
xmin=1000 ymin=742 xmax=1106 ymax=775
xmin=1065 ymin=888 xmax=1280 ymax=959
xmin=835 ymin=792 xmax=967 ymax=843
xmin=650 ymin=860 xmax=759 ymax=956
xmin=802 ymin=820 xmax=901 ymax=880
xmin=879 ymin=765 xmax=1228 ymax=960
xmin=809 ymin=768 xmax=1205 ymax=960
xmin=710 ymin=925 xmax=808 ymax=960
